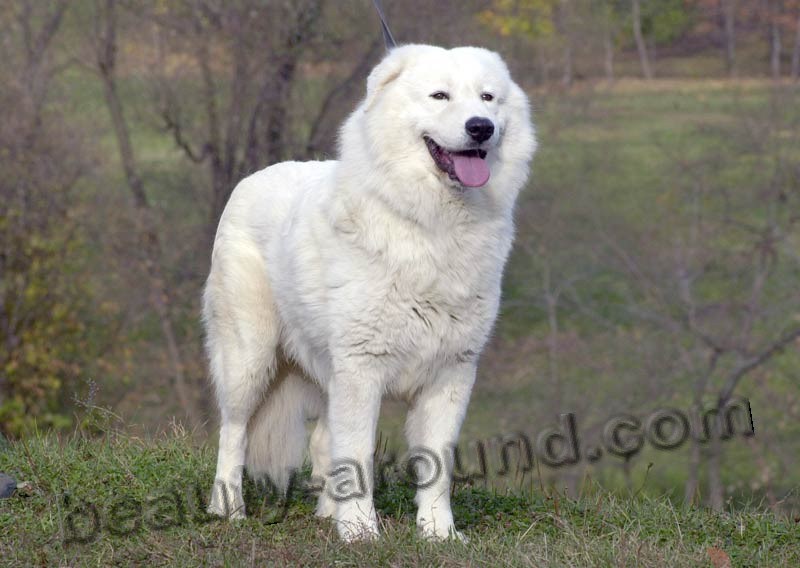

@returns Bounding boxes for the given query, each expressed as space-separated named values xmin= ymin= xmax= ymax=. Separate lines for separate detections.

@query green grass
xmin=1 ymin=428 xmax=798 ymax=566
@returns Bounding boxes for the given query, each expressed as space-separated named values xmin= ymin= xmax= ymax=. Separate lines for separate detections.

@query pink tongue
xmin=452 ymin=154 xmax=490 ymax=187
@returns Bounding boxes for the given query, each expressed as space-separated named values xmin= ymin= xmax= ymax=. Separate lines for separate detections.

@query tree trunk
xmin=722 ymin=0 xmax=737 ymax=77
xmin=540 ymin=50 xmax=551 ymax=84
xmin=684 ymin=437 xmax=700 ymax=505
xmin=209 ymin=158 xmax=230 ymax=240
xmin=771 ymin=17 xmax=782 ymax=79
xmin=603 ymin=27 xmax=615 ymax=83
xmin=747 ymin=438 xmax=778 ymax=511
xmin=542 ymin=258 xmax=561 ymax=410
xmin=265 ymin=56 xmax=300 ymax=164
xmin=791 ymin=10 xmax=800 ymax=80
xmin=631 ymin=0 xmax=653 ymax=79
xmin=562 ymin=42 xmax=573 ymax=86
xmin=707 ymin=423 xmax=725 ymax=510
xmin=558 ymin=0 xmax=574 ymax=86
xmin=685 ymin=350 xmax=716 ymax=506
xmin=96 ymin=0 xmax=198 ymax=427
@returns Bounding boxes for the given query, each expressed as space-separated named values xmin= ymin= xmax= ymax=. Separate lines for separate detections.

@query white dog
xmin=204 ymin=44 xmax=536 ymax=541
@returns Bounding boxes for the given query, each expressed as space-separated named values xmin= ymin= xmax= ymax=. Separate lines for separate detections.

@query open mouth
xmin=424 ymin=136 xmax=490 ymax=188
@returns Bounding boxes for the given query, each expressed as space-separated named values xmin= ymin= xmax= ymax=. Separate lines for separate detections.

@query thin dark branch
xmin=32 ymin=0 xmax=69 ymax=65
xmin=161 ymin=106 xmax=208 ymax=164
xmin=718 ymin=326 xmax=800 ymax=407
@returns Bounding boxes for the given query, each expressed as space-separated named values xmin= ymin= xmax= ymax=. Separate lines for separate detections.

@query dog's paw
xmin=207 ymin=503 xmax=246 ymax=520
xmin=417 ymin=512 xmax=467 ymax=542
xmin=419 ymin=524 xmax=468 ymax=543
xmin=207 ymin=480 xmax=246 ymax=519
xmin=337 ymin=520 xmax=380 ymax=543
xmin=335 ymin=499 xmax=379 ymax=542
xmin=315 ymin=494 xmax=336 ymax=519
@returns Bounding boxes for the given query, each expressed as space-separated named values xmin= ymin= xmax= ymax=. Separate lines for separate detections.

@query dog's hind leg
xmin=204 ymin=238 xmax=278 ymax=519
xmin=309 ymin=405 xmax=336 ymax=518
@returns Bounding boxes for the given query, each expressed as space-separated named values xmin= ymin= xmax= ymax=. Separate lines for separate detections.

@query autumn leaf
xmin=707 ymin=546 xmax=732 ymax=568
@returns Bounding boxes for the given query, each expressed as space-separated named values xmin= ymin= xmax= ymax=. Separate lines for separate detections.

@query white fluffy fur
xmin=204 ymin=44 xmax=536 ymax=541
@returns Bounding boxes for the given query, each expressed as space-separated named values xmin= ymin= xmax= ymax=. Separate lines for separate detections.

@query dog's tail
xmin=246 ymin=370 xmax=323 ymax=493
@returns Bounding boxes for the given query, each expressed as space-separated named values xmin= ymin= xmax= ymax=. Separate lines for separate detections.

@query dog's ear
xmin=365 ymin=47 xmax=412 ymax=107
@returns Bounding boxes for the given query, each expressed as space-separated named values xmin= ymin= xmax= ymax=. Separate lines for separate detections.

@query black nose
xmin=465 ymin=116 xmax=495 ymax=143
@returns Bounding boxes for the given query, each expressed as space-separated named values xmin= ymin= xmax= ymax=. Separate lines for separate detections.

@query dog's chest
xmin=339 ymin=235 xmax=503 ymax=368
xmin=318 ymin=199 xmax=513 ymax=386
xmin=401 ymin=289 xmax=492 ymax=365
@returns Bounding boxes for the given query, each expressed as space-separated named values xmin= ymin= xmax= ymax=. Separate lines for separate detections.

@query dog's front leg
xmin=326 ymin=357 xmax=384 ymax=542
xmin=405 ymin=361 xmax=476 ymax=541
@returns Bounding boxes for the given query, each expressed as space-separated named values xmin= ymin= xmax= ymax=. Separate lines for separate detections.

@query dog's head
xmin=341 ymin=44 xmax=535 ymax=211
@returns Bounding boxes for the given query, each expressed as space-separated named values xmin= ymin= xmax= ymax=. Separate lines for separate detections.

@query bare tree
xmin=770 ymin=5 xmax=783 ymax=79
xmin=658 ymin=92 xmax=797 ymax=509
xmin=631 ymin=0 xmax=653 ymax=79
xmin=603 ymin=202 xmax=799 ymax=509
xmin=791 ymin=7 xmax=800 ymax=79
xmin=13 ymin=0 xmax=69 ymax=107
xmin=722 ymin=0 xmax=738 ymax=76
xmin=600 ymin=0 xmax=617 ymax=82
xmin=145 ymin=0 xmax=325 ymax=235
xmin=556 ymin=0 xmax=575 ymax=86
xmin=91 ymin=0 xmax=197 ymax=425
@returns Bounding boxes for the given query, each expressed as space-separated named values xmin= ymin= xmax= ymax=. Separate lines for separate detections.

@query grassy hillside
xmin=1 ymin=428 xmax=798 ymax=567
xmin=4 ymin=4 xmax=800 ymax=563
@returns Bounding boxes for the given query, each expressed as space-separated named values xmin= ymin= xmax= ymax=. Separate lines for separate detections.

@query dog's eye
xmin=481 ymin=93 xmax=494 ymax=102
xmin=430 ymin=91 xmax=450 ymax=101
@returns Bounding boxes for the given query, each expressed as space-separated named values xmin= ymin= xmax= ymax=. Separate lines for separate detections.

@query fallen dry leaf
xmin=707 ymin=546 xmax=732 ymax=568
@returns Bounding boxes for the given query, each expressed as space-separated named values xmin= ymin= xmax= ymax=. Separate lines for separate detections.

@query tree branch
xmin=160 ymin=105 xmax=208 ymax=164
xmin=718 ymin=325 xmax=800 ymax=407
xmin=93 ymin=0 xmax=197 ymax=425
